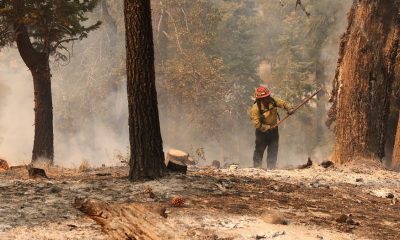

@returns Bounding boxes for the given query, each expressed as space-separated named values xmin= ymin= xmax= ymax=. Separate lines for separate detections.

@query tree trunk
xmin=124 ymin=0 xmax=165 ymax=180
xmin=391 ymin=48 xmax=400 ymax=170
xmin=31 ymin=61 xmax=54 ymax=162
xmin=13 ymin=9 xmax=54 ymax=164
xmin=392 ymin=115 xmax=400 ymax=170
xmin=327 ymin=1 xmax=400 ymax=164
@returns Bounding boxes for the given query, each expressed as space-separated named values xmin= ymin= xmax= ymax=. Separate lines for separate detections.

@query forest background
xmin=0 ymin=0 xmax=358 ymax=168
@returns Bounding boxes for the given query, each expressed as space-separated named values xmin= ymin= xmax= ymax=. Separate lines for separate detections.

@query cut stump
xmin=166 ymin=149 xmax=195 ymax=165
xmin=165 ymin=149 xmax=189 ymax=174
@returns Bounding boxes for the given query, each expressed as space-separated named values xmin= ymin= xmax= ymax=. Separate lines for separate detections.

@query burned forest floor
xmin=0 ymin=162 xmax=399 ymax=240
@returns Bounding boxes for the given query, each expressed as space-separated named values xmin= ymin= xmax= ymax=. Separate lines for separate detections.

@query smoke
xmin=0 ymin=50 xmax=34 ymax=164
xmin=0 ymin=4 xmax=129 ymax=167
xmin=0 ymin=0 xmax=353 ymax=168
xmin=252 ymin=0 xmax=354 ymax=167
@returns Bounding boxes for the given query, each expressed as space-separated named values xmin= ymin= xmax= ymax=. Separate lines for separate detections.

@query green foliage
xmin=0 ymin=0 xmax=101 ymax=60
xmin=155 ymin=0 xmax=230 ymax=142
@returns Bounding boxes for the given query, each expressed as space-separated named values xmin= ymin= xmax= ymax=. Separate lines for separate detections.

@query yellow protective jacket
xmin=250 ymin=97 xmax=291 ymax=129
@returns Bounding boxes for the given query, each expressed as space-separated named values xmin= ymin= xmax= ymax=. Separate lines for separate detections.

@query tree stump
xmin=165 ymin=159 xmax=187 ymax=174
xmin=0 ymin=159 xmax=9 ymax=171
xmin=165 ymin=149 xmax=190 ymax=174
xmin=74 ymin=198 xmax=183 ymax=240
xmin=166 ymin=149 xmax=195 ymax=165
xmin=27 ymin=165 xmax=48 ymax=178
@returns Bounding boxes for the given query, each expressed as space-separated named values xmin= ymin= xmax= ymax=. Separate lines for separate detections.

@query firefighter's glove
xmin=259 ymin=124 xmax=271 ymax=132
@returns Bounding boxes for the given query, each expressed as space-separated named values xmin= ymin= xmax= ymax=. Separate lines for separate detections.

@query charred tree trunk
xmin=13 ymin=7 xmax=54 ymax=164
xmin=31 ymin=61 xmax=54 ymax=162
xmin=124 ymin=0 xmax=165 ymax=180
xmin=327 ymin=1 xmax=400 ymax=164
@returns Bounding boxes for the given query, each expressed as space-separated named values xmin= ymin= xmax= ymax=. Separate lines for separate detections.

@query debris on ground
xmin=212 ymin=160 xmax=221 ymax=169
xmin=297 ymin=157 xmax=312 ymax=169
xmin=262 ymin=211 xmax=289 ymax=225
xmin=1 ymin=165 xmax=399 ymax=240
xmin=320 ymin=160 xmax=334 ymax=168
xmin=229 ymin=164 xmax=239 ymax=171
xmin=171 ymin=196 xmax=185 ymax=207
xmin=95 ymin=173 xmax=112 ymax=177
xmin=386 ymin=193 xmax=395 ymax=199
xmin=335 ymin=214 xmax=359 ymax=226
xmin=27 ymin=165 xmax=48 ymax=179
xmin=0 ymin=159 xmax=9 ymax=171
xmin=144 ymin=186 xmax=156 ymax=199
xmin=271 ymin=231 xmax=286 ymax=238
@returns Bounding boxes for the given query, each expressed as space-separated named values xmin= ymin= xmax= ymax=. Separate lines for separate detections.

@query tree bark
xmin=392 ymin=116 xmax=400 ymax=170
xmin=124 ymin=0 xmax=165 ymax=180
xmin=13 ymin=4 xmax=54 ymax=163
xmin=31 ymin=60 xmax=54 ymax=162
xmin=391 ymin=66 xmax=400 ymax=170
xmin=327 ymin=1 xmax=400 ymax=164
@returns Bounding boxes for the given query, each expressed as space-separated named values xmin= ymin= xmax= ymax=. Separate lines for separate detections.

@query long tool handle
xmin=271 ymin=88 xmax=322 ymax=129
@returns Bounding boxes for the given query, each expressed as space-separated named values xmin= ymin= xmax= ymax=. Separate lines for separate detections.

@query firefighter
xmin=250 ymin=86 xmax=292 ymax=169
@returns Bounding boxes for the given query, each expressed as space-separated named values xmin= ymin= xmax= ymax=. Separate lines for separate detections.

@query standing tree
xmin=327 ymin=1 xmax=400 ymax=164
xmin=0 ymin=0 xmax=100 ymax=164
xmin=124 ymin=0 xmax=165 ymax=180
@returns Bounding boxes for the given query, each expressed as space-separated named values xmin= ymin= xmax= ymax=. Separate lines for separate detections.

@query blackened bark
xmin=124 ymin=0 xmax=165 ymax=180
xmin=328 ymin=1 xmax=400 ymax=164
xmin=31 ymin=60 xmax=54 ymax=162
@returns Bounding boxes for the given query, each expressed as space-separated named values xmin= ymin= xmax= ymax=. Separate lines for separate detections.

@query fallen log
xmin=74 ymin=198 xmax=183 ymax=240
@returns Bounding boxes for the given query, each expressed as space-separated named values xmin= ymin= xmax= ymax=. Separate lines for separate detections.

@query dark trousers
xmin=253 ymin=128 xmax=279 ymax=169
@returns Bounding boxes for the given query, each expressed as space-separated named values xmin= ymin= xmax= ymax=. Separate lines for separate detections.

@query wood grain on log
xmin=74 ymin=198 xmax=183 ymax=240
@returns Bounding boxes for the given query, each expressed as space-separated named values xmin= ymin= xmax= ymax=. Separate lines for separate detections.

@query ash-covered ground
xmin=0 ymin=162 xmax=399 ymax=240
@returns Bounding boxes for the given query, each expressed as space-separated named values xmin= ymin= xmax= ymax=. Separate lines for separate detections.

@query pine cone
xmin=171 ymin=196 xmax=185 ymax=207
xmin=144 ymin=186 xmax=155 ymax=198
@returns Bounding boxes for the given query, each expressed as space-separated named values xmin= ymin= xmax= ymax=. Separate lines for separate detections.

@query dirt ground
xmin=0 ymin=163 xmax=399 ymax=240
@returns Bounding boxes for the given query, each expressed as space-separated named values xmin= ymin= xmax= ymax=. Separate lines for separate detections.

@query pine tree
xmin=0 ymin=0 xmax=100 ymax=164
xmin=125 ymin=0 xmax=165 ymax=180
xmin=328 ymin=1 xmax=400 ymax=164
